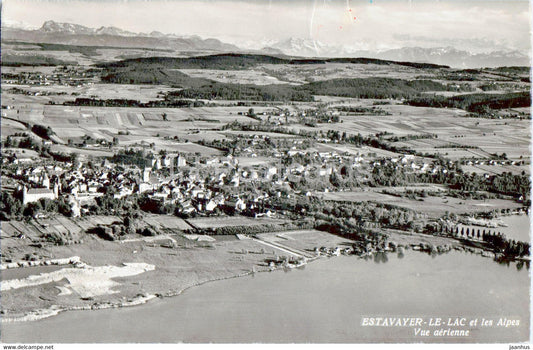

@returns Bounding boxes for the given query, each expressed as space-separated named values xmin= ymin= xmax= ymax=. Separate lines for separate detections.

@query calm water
xmin=458 ymin=214 xmax=530 ymax=242
xmin=2 ymin=251 xmax=530 ymax=343
xmin=499 ymin=214 xmax=531 ymax=242
xmin=1 ymin=265 xmax=63 ymax=280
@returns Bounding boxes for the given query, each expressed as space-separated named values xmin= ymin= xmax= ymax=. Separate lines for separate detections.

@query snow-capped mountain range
xmin=3 ymin=21 xmax=239 ymax=52
xmin=3 ymin=21 xmax=530 ymax=68
xmin=262 ymin=38 xmax=530 ymax=68
xmin=38 ymin=20 xmax=173 ymax=38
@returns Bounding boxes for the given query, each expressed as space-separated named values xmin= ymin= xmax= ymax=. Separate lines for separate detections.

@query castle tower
xmin=143 ymin=167 xmax=151 ymax=183
xmin=169 ymin=155 xmax=175 ymax=176
xmin=22 ymin=186 xmax=28 ymax=205
xmin=53 ymin=181 xmax=59 ymax=199
xmin=42 ymin=172 xmax=50 ymax=189
xmin=176 ymin=154 xmax=186 ymax=168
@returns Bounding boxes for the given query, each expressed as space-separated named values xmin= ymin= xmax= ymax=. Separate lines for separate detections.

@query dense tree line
xmin=405 ymin=91 xmax=530 ymax=113
xmin=4 ymin=135 xmax=39 ymax=150
xmin=98 ymin=54 xmax=448 ymax=72
xmin=482 ymin=232 xmax=530 ymax=257
xmin=198 ymin=221 xmax=313 ymax=235
xmin=384 ymin=133 xmax=437 ymax=142
xmin=266 ymin=195 xmax=424 ymax=233
xmin=371 ymin=162 xmax=530 ymax=200
xmin=301 ymin=78 xmax=450 ymax=99
xmin=334 ymin=106 xmax=391 ymax=115
xmin=111 ymin=149 xmax=153 ymax=168
xmin=31 ymin=124 xmax=56 ymax=140
xmin=64 ymin=98 xmax=205 ymax=108
xmin=99 ymin=54 xmax=290 ymax=71
xmin=169 ymin=78 xmax=461 ymax=102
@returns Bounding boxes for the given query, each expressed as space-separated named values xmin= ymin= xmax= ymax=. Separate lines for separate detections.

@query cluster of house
xmin=10 ymin=137 xmax=457 ymax=219
xmin=260 ymin=107 xmax=340 ymax=126
xmin=461 ymin=158 xmax=525 ymax=167
xmin=12 ymin=152 xmax=268 ymax=217
xmin=1 ymin=67 xmax=96 ymax=87
xmin=385 ymin=154 xmax=447 ymax=174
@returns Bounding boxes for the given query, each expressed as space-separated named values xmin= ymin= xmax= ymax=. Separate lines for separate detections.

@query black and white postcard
xmin=0 ymin=0 xmax=531 ymax=346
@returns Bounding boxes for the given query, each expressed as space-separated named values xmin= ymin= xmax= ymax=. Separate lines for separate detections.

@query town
xmin=1 ymin=11 xmax=531 ymax=343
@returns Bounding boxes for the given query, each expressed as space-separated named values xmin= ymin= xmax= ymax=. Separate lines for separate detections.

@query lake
xmin=457 ymin=214 xmax=530 ymax=242
xmin=2 ymin=250 xmax=529 ymax=343
xmin=499 ymin=214 xmax=531 ymax=242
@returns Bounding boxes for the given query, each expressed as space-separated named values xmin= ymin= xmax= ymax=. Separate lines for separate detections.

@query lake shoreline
xmin=2 ymin=249 xmax=529 ymax=343
xmin=1 ymin=254 xmax=319 ymax=324
xmin=1 ymin=222 xmax=528 ymax=325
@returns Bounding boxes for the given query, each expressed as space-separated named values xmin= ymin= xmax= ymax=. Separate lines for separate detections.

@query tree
xmin=58 ymin=197 xmax=72 ymax=217
xmin=5 ymin=136 xmax=13 ymax=148
xmin=0 ymin=191 xmax=23 ymax=220
xmin=39 ymin=198 xmax=58 ymax=213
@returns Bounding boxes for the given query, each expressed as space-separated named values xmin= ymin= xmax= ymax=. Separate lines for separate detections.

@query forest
xmin=301 ymin=78 xmax=450 ymax=99
xmin=168 ymin=82 xmax=314 ymax=102
xmin=167 ymin=78 xmax=457 ymax=101
xmin=405 ymin=91 xmax=531 ymax=113
xmin=98 ymin=53 xmax=448 ymax=71
xmin=64 ymin=97 xmax=205 ymax=108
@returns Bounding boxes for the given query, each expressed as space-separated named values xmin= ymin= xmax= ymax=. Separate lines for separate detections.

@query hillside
xmin=406 ymin=91 xmax=531 ymax=113
xmin=301 ymin=78 xmax=450 ymax=99
xmin=98 ymin=53 xmax=449 ymax=71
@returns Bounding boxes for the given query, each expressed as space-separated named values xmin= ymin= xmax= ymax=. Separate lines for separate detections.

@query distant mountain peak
xmin=372 ymin=46 xmax=529 ymax=68
xmin=94 ymin=26 xmax=137 ymax=37
xmin=40 ymin=20 xmax=94 ymax=35
xmin=34 ymin=21 xmax=146 ymax=38
xmin=149 ymin=31 xmax=167 ymax=38
xmin=261 ymin=38 xmax=530 ymax=68
xmin=2 ymin=19 xmax=38 ymax=30
xmin=3 ymin=20 xmax=240 ymax=53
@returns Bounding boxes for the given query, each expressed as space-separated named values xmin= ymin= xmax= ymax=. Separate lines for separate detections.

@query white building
xmin=23 ymin=183 xmax=58 ymax=205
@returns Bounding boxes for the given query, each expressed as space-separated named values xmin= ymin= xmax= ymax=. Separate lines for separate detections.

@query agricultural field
xmin=1 ymin=102 xmax=272 ymax=155
xmin=320 ymin=190 xmax=523 ymax=217
xmin=177 ymin=69 xmax=290 ymax=85
xmin=2 ymin=83 xmax=175 ymax=103
xmin=295 ymin=102 xmax=531 ymax=167
xmin=259 ymin=63 xmax=438 ymax=84
xmin=1 ymin=215 xmax=122 ymax=257
xmin=186 ymin=216 xmax=286 ymax=230
xmin=141 ymin=214 xmax=194 ymax=231
xmin=256 ymin=229 xmax=351 ymax=254
xmin=461 ymin=164 xmax=530 ymax=176
xmin=1 ymin=41 xmax=181 ymax=66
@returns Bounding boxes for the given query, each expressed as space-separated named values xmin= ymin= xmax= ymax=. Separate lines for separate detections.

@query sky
xmin=2 ymin=0 xmax=531 ymax=53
